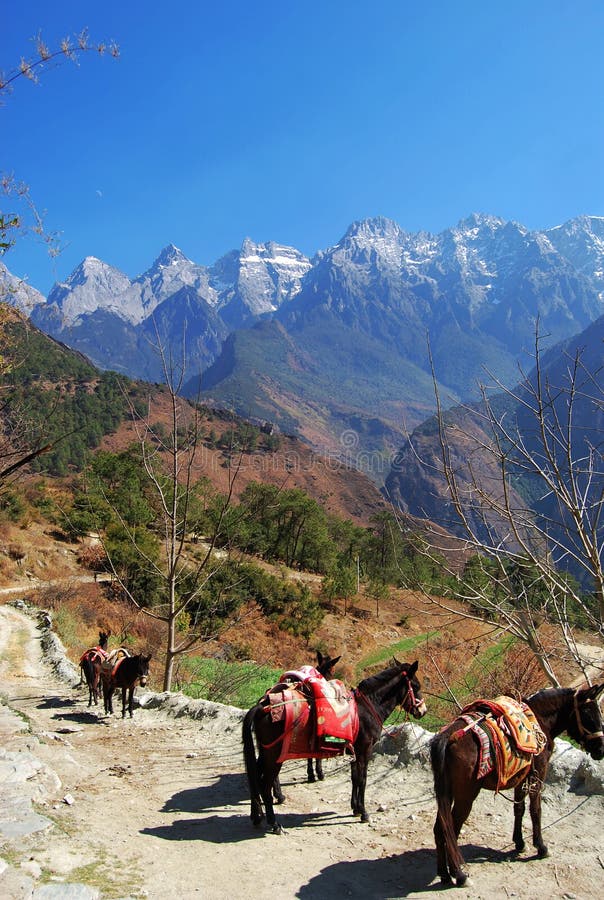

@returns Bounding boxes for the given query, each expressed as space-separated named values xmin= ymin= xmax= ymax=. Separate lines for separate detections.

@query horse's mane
xmin=356 ymin=662 xmax=407 ymax=694
xmin=526 ymin=687 xmax=574 ymax=713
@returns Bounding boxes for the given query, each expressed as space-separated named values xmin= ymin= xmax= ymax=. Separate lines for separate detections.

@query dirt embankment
xmin=1 ymin=602 xmax=603 ymax=900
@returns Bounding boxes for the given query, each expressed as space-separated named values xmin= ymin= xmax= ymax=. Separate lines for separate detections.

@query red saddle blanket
xmin=79 ymin=646 xmax=108 ymax=665
xmin=265 ymin=671 xmax=359 ymax=764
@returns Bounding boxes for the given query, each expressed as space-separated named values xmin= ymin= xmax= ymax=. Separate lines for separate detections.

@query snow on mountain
xmin=132 ymin=244 xmax=217 ymax=323
xmin=210 ymin=238 xmax=311 ymax=328
xmin=45 ymin=257 xmax=134 ymax=325
xmin=0 ymin=262 xmax=46 ymax=313
xmin=545 ymin=215 xmax=604 ymax=299
xmin=6 ymin=212 xmax=604 ymax=388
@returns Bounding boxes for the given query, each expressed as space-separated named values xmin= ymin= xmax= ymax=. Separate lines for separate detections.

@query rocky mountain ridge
xmin=3 ymin=212 xmax=604 ymax=465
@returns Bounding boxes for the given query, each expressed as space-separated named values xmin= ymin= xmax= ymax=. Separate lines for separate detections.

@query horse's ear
xmin=408 ymin=660 xmax=419 ymax=678
xmin=317 ymin=651 xmax=324 ymax=666
xmin=331 ymin=655 xmax=341 ymax=668
xmin=145 ymin=654 xmax=152 ymax=662
xmin=581 ymin=683 xmax=604 ymax=700
xmin=392 ymin=656 xmax=401 ymax=667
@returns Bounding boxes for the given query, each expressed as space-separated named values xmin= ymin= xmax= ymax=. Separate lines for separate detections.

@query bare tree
xmin=91 ymin=333 xmax=249 ymax=691
xmin=396 ymin=328 xmax=604 ymax=687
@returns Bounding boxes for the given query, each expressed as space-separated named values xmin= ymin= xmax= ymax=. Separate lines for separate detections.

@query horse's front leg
xmin=121 ymin=686 xmax=128 ymax=718
xmin=315 ymin=759 xmax=324 ymax=781
xmin=512 ymin=782 xmax=527 ymax=853
xmin=307 ymin=759 xmax=315 ymax=783
xmin=350 ymin=754 xmax=370 ymax=823
xmin=350 ymin=758 xmax=360 ymax=816
xmin=272 ymin=774 xmax=285 ymax=804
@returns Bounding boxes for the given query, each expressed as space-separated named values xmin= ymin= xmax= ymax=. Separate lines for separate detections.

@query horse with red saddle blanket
xmin=101 ymin=648 xmax=151 ymax=718
xmin=431 ymin=683 xmax=604 ymax=887
xmin=243 ymin=658 xmax=426 ymax=833
xmin=79 ymin=631 xmax=110 ymax=706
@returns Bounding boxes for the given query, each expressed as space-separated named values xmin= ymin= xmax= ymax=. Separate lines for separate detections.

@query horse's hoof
xmin=317 ymin=773 xmax=325 ymax=781
xmin=537 ymin=845 xmax=549 ymax=859
xmin=271 ymin=823 xmax=285 ymax=835
xmin=307 ymin=776 xmax=316 ymax=784
xmin=455 ymin=872 xmax=468 ymax=887
xmin=360 ymin=813 xmax=370 ymax=824
xmin=513 ymin=841 xmax=525 ymax=854
xmin=274 ymin=795 xmax=285 ymax=805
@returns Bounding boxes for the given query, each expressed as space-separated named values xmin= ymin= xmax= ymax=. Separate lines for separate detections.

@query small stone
xmin=63 ymin=794 xmax=75 ymax=806
xmin=185 ymin=752 xmax=199 ymax=759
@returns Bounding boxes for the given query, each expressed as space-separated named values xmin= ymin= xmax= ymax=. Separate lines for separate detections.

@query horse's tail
xmin=242 ymin=704 xmax=266 ymax=824
xmin=430 ymin=729 xmax=463 ymax=874
xmin=242 ymin=705 xmax=261 ymax=794
xmin=81 ymin=656 xmax=94 ymax=686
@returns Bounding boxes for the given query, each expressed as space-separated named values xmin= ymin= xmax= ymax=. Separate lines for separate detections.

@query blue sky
xmin=4 ymin=1 xmax=604 ymax=294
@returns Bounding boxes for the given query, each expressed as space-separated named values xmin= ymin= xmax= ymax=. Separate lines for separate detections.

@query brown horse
xmin=430 ymin=683 xmax=604 ymax=886
xmin=243 ymin=658 xmax=426 ymax=833
xmin=80 ymin=631 xmax=110 ymax=706
xmin=101 ymin=652 xmax=151 ymax=718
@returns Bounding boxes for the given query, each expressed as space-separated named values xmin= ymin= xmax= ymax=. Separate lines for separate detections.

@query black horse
xmin=80 ymin=631 xmax=110 ymax=706
xmin=101 ymin=652 xmax=151 ymax=718
xmin=431 ymin=683 xmax=604 ymax=887
xmin=243 ymin=658 xmax=426 ymax=832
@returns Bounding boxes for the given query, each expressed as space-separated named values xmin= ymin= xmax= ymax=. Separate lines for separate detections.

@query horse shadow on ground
xmin=296 ymin=843 xmax=518 ymax=899
xmin=34 ymin=694 xmax=108 ymax=725
xmin=51 ymin=710 xmax=107 ymax=725
xmin=296 ymin=844 xmax=511 ymax=900
xmin=161 ymin=773 xmax=247 ymax=813
xmin=141 ymin=810 xmax=337 ymax=845
xmin=37 ymin=696 xmax=78 ymax=709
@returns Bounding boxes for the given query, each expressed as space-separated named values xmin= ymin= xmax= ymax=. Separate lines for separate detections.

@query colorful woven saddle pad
xmin=457 ymin=695 xmax=547 ymax=791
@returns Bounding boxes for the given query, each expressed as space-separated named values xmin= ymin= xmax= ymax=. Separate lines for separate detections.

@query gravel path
xmin=0 ymin=602 xmax=603 ymax=899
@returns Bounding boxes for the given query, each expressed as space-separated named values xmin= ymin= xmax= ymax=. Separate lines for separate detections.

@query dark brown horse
xmin=431 ymin=683 xmax=604 ymax=886
xmin=243 ymin=658 xmax=426 ymax=833
xmin=101 ymin=652 xmax=151 ymax=718
xmin=80 ymin=631 xmax=110 ymax=706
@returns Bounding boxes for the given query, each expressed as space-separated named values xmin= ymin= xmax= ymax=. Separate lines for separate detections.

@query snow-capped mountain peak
xmin=152 ymin=243 xmax=190 ymax=269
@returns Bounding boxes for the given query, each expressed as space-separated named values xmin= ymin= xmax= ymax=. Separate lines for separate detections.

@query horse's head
xmin=571 ymin=683 xmax=604 ymax=760
xmin=136 ymin=654 xmax=152 ymax=688
xmin=98 ymin=631 xmax=110 ymax=650
xmin=316 ymin=651 xmax=341 ymax=679
xmin=393 ymin=658 xmax=427 ymax=719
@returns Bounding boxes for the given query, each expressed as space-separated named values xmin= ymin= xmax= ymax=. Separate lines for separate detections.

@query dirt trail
xmin=0 ymin=603 xmax=603 ymax=900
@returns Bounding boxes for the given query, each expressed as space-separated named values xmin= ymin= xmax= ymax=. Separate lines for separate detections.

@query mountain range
xmin=3 ymin=212 xmax=604 ymax=476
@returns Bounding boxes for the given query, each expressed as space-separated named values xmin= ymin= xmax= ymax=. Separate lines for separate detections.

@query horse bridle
xmin=355 ymin=669 xmax=422 ymax=727
xmin=402 ymin=676 xmax=424 ymax=716
xmin=573 ymin=691 xmax=604 ymax=746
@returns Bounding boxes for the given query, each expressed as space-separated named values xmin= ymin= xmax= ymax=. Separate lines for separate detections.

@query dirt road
xmin=0 ymin=603 xmax=603 ymax=899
